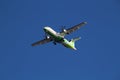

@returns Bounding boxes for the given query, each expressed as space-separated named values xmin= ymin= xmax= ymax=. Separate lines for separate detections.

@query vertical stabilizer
xmin=70 ymin=37 xmax=81 ymax=50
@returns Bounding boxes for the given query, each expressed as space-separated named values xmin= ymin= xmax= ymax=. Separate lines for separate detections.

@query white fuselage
xmin=44 ymin=27 xmax=57 ymax=35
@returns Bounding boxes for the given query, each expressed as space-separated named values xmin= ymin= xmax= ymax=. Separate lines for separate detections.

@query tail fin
xmin=70 ymin=37 xmax=81 ymax=50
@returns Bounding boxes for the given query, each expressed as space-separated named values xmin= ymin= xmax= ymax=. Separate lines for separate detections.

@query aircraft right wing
xmin=60 ymin=22 xmax=87 ymax=37
xmin=31 ymin=38 xmax=53 ymax=46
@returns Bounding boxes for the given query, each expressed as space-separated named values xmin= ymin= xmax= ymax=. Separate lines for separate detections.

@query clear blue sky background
xmin=0 ymin=0 xmax=120 ymax=80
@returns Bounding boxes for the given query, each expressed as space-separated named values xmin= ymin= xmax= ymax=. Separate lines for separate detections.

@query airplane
xmin=31 ymin=22 xmax=87 ymax=50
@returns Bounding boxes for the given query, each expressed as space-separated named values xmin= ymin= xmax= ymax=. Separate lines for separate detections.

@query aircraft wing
xmin=60 ymin=22 xmax=87 ymax=36
xmin=31 ymin=38 xmax=53 ymax=46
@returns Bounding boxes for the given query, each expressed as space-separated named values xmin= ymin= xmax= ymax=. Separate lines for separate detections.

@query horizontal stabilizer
xmin=71 ymin=37 xmax=81 ymax=42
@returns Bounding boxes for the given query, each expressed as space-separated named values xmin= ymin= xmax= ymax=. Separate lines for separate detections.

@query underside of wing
xmin=31 ymin=38 xmax=53 ymax=46
xmin=60 ymin=22 xmax=87 ymax=36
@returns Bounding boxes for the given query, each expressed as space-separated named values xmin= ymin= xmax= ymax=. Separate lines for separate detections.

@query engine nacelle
xmin=46 ymin=36 xmax=50 ymax=39
xmin=63 ymin=29 xmax=69 ymax=34
xmin=63 ymin=29 xmax=67 ymax=32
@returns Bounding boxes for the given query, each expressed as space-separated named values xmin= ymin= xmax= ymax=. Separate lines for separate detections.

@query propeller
xmin=45 ymin=36 xmax=50 ymax=39
xmin=61 ymin=26 xmax=65 ymax=31
xmin=60 ymin=26 xmax=67 ymax=33
xmin=44 ymin=32 xmax=50 ymax=39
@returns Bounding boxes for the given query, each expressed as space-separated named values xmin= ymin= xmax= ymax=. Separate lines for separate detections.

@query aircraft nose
xmin=44 ymin=26 xmax=51 ymax=32
xmin=44 ymin=27 xmax=47 ymax=30
xmin=44 ymin=26 xmax=50 ymax=30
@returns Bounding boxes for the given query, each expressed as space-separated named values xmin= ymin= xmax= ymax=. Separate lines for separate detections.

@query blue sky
xmin=0 ymin=0 xmax=120 ymax=80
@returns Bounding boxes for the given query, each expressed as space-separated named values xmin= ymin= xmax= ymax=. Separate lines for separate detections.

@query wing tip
xmin=83 ymin=21 xmax=87 ymax=24
xmin=31 ymin=44 xmax=35 ymax=46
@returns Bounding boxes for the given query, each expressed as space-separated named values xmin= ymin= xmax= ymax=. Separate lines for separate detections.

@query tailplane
xmin=70 ymin=37 xmax=81 ymax=42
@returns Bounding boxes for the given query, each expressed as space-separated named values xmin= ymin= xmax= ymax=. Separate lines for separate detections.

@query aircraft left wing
xmin=31 ymin=38 xmax=53 ymax=46
xmin=60 ymin=22 xmax=87 ymax=36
